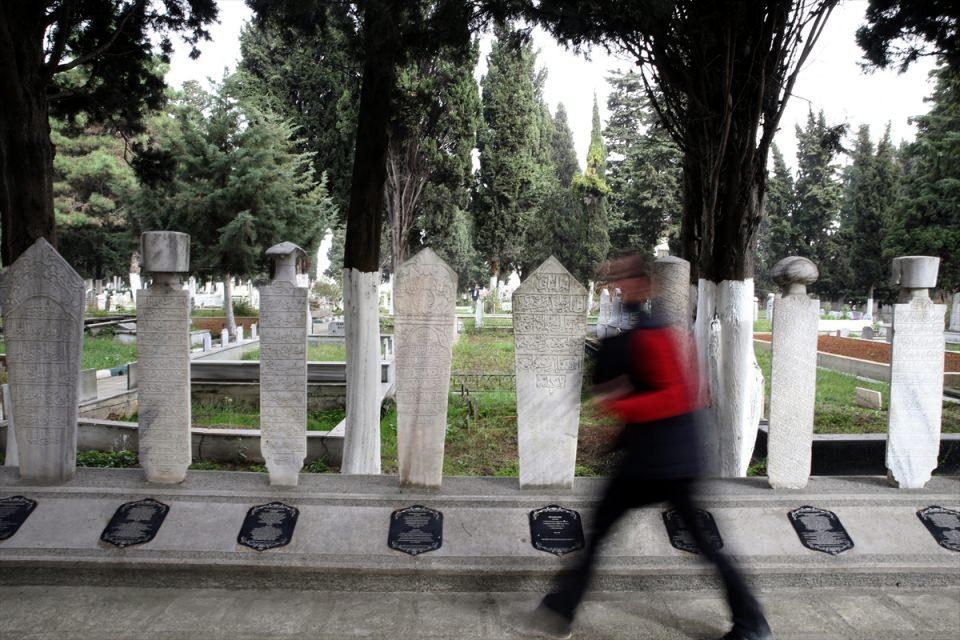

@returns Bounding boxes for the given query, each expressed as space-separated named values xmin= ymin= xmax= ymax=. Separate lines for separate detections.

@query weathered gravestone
xmin=395 ymin=249 xmax=457 ymax=488
xmin=137 ymin=232 xmax=191 ymax=484
xmin=513 ymin=257 xmax=587 ymax=489
xmin=259 ymin=242 xmax=308 ymax=486
xmin=0 ymin=238 xmax=84 ymax=483
xmin=950 ymin=292 xmax=960 ymax=333
xmin=609 ymin=288 xmax=623 ymax=334
xmin=767 ymin=257 xmax=819 ymax=489
xmin=861 ymin=325 xmax=875 ymax=340
xmin=474 ymin=296 xmax=483 ymax=329
xmin=597 ymin=288 xmax=610 ymax=338
xmin=887 ymin=256 xmax=945 ymax=489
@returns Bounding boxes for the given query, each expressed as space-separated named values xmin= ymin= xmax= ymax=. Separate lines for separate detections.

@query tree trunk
xmin=223 ymin=274 xmax=236 ymax=340
xmin=0 ymin=4 xmax=56 ymax=266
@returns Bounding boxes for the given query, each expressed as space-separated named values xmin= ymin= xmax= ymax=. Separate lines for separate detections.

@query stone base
xmin=1 ymin=470 xmax=957 ymax=591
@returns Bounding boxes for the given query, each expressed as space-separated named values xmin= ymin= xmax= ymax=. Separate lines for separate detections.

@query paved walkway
xmin=1 ymin=586 xmax=957 ymax=639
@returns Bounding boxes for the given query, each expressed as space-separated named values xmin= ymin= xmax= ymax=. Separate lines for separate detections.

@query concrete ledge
xmin=1 ymin=471 xmax=956 ymax=591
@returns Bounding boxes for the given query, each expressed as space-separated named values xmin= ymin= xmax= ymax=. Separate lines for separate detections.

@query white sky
xmin=166 ymin=0 xmax=936 ymax=173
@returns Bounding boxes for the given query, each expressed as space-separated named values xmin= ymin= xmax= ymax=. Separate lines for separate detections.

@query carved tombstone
xmin=652 ymin=256 xmax=691 ymax=326
xmin=597 ymin=288 xmax=610 ymax=338
xmin=259 ymin=242 xmax=308 ymax=486
xmin=513 ymin=257 xmax=588 ymax=488
xmin=137 ymin=232 xmax=192 ymax=483
xmin=887 ymin=256 xmax=946 ymax=489
xmin=0 ymin=239 xmax=84 ymax=483
xmin=395 ymin=249 xmax=457 ymax=488
xmin=767 ymin=257 xmax=820 ymax=489
xmin=950 ymin=292 xmax=960 ymax=332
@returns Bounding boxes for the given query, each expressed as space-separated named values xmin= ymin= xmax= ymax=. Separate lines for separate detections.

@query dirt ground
xmin=754 ymin=333 xmax=960 ymax=372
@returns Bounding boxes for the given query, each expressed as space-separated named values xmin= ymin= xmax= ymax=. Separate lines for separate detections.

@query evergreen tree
xmin=756 ymin=145 xmax=796 ymax=295
xmin=604 ymin=70 xmax=682 ymax=257
xmin=571 ymin=95 xmax=610 ymax=282
xmin=884 ymin=65 xmax=960 ymax=293
xmin=551 ymin=103 xmax=580 ymax=187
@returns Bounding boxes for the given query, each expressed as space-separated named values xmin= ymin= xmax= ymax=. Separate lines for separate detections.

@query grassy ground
xmin=126 ymin=401 xmax=344 ymax=432
xmin=452 ymin=331 xmax=515 ymax=373
xmin=460 ymin=317 xmax=515 ymax=330
xmin=0 ymin=334 xmax=137 ymax=371
xmin=241 ymin=342 xmax=347 ymax=362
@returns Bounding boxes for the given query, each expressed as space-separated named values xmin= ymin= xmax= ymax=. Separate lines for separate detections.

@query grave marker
xmin=529 ymin=505 xmax=584 ymax=556
xmin=788 ymin=506 xmax=854 ymax=555
xmin=100 ymin=498 xmax=169 ymax=548
xmin=916 ymin=506 xmax=960 ymax=552
xmin=0 ymin=496 xmax=37 ymax=540
xmin=387 ymin=505 xmax=443 ymax=556
xmin=662 ymin=508 xmax=724 ymax=554
xmin=237 ymin=502 xmax=299 ymax=551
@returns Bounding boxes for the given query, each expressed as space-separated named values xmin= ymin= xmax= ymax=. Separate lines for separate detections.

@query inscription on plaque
xmin=529 ymin=505 xmax=584 ymax=556
xmin=917 ymin=506 xmax=960 ymax=552
xmin=662 ymin=508 xmax=724 ymax=554
xmin=100 ymin=498 xmax=169 ymax=548
xmin=237 ymin=502 xmax=299 ymax=551
xmin=788 ymin=506 xmax=854 ymax=555
xmin=513 ymin=257 xmax=587 ymax=489
xmin=388 ymin=505 xmax=443 ymax=556
xmin=0 ymin=496 xmax=38 ymax=540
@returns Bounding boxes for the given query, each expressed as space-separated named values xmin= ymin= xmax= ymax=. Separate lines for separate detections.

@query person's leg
xmin=668 ymin=482 xmax=771 ymax=638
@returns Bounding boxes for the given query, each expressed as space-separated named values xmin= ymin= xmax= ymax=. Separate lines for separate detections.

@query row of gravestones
xmin=1 ymin=494 xmax=957 ymax=555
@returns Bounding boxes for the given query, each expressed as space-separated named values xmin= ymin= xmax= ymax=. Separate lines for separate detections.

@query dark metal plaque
xmin=388 ymin=505 xmax=443 ymax=556
xmin=238 ymin=502 xmax=299 ymax=551
xmin=529 ymin=505 xmax=584 ymax=556
xmin=788 ymin=506 xmax=854 ymax=555
xmin=0 ymin=495 xmax=37 ymax=541
xmin=662 ymin=508 xmax=724 ymax=554
xmin=101 ymin=498 xmax=169 ymax=548
xmin=917 ymin=506 xmax=960 ymax=552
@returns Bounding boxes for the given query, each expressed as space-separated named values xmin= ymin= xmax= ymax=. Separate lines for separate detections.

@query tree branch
xmin=52 ymin=0 xmax=145 ymax=74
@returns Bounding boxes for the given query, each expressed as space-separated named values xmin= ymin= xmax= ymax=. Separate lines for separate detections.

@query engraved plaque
xmin=788 ymin=506 xmax=854 ymax=555
xmin=388 ymin=505 xmax=443 ymax=556
xmin=100 ymin=498 xmax=169 ymax=548
xmin=238 ymin=502 xmax=299 ymax=551
xmin=662 ymin=508 xmax=724 ymax=554
xmin=0 ymin=239 xmax=84 ymax=483
xmin=513 ymin=257 xmax=587 ymax=488
xmin=0 ymin=496 xmax=37 ymax=540
xmin=917 ymin=506 xmax=960 ymax=552
xmin=529 ymin=505 xmax=584 ymax=556
xmin=394 ymin=249 xmax=457 ymax=488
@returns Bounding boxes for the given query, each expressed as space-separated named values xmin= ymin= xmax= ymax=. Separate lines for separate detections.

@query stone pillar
xmin=652 ymin=256 xmax=691 ymax=326
xmin=474 ymin=296 xmax=483 ymax=329
xmin=609 ymin=288 xmax=623 ymax=333
xmin=250 ymin=323 xmax=258 ymax=340
xmin=950 ymin=292 xmax=960 ymax=332
xmin=259 ymin=242 xmax=308 ymax=487
xmin=514 ymin=257 xmax=587 ymax=489
xmin=767 ymin=257 xmax=820 ymax=489
xmin=202 ymin=333 xmax=212 ymax=351
xmin=597 ymin=288 xmax=610 ymax=338
xmin=137 ymin=231 xmax=192 ymax=484
xmin=0 ymin=239 xmax=84 ymax=483
xmin=395 ymin=249 xmax=457 ymax=488
xmin=221 ymin=328 xmax=229 ymax=346
xmin=236 ymin=325 xmax=244 ymax=342
xmin=765 ymin=293 xmax=775 ymax=322
xmin=865 ymin=297 xmax=875 ymax=321
xmin=886 ymin=256 xmax=945 ymax=489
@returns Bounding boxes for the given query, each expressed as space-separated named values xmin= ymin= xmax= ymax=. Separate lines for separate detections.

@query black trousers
xmin=542 ymin=473 xmax=766 ymax=631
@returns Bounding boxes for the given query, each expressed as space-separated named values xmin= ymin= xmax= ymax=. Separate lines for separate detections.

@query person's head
xmin=601 ymin=253 xmax=654 ymax=304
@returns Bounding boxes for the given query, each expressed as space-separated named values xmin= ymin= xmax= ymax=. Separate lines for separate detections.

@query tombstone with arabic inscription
xmin=0 ymin=238 xmax=84 ymax=483
xmin=513 ymin=257 xmax=587 ymax=489
xmin=137 ymin=231 xmax=192 ymax=484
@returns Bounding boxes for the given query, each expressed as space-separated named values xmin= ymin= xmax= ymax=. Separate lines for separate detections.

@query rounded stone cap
xmin=141 ymin=231 xmax=189 ymax=274
xmin=266 ymin=241 xmax=305 ymax=259
xmin=771 ymin=256 xmax=818 ymax=288
xmin=891 ymin=256 xmax=939 ymax=289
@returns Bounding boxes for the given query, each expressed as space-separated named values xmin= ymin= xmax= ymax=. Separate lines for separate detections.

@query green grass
xmin=947 ymin=343 xmax=959 ymax=353
xmin=451 ymin=332 xmax=515 ymax=373
xmin=753 ymin=318 xmax=772 ymax=333
xmin=0 ymin=334 xmax=137 ymax=371
xmin=241 ymin=341 xmax=348 ymax=362
xmin=127 ymin=401 xmax=345 ymax=432
xmin=461 ymin=316 xmax=514 ymax=330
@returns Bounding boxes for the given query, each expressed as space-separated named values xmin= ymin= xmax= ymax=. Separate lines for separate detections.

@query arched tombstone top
xmin=772 ymin=256 xmax=818 ymax=296
xmin=266 ymin=241 xmax=306 ymax=285
xmin=0 ymin=238 xmax=84 ymax=319
xmin=394 ymin=248 xmax=457 ymax=320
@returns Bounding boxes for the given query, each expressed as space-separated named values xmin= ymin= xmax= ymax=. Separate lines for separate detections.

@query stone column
xmin=950 ymin=292 xmax=960 ymax=332
xmin=137 ymin=231 xmax=192 ymax=484
xmin=395 ymin=249 xmax=457 ymax=488
xmin=259 ymin=242 xmax=308 ymax=487
xmin=609 ymin=288 xmax=623 ymax=333
xmin=475 ymin=296 xmax=483 ymax=329
xmin=221 ymin=328 xmax=229 ymax=346
xmin=765 ymin=293 xmax=775 ymax=322
xmin=0 ymin=239 xmax=84 ymax=483
xmin=597 ymin=288 xmax=610 ymax=338
xmin=514 ymin=257 xmax=587 ymax=489
xmin=886 ymin=256 xmax=945 ymax=489
xmin=652 ymin=255 xmax=691 ymax=326
xmin=865 ymin=297 xmax=875 ymax=321
xmin=767 ymin=257 xmax=820 ymax=489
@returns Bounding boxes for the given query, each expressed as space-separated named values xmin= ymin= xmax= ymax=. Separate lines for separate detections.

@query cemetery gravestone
xmin=388 ymin=505 xmax=443 ymax=556
xmin=259 ymin=243 xmax=308 ymax=487
xmin=788 ymin=506 xmax=854 ymax=555
xmin=950 ymin=292 xmax=960 ymax=333
xmin=137 ymin=231 xmax=192 ymax=484
xmin=529 ymin=505 xmax=584 ymax=556
xmin=513 ymin=257 xmax=587 ymax=489
xmin=767 ymin=257 xmax=819 ymax=490
xmin=609 ymin=288 xmax=623 ymax=334
xmin=662 ymin=508 xmax=724 ymax=554
xmin=916 ymin=506 xmax=960 ymax=552
xmin=597 ymin=288 xmax=610 ymax=338
xmin=0 ymin=496 xmax=37 ymax=540
xmin=395 ymin=249 xmax=457 ymax=488
xmin=855 ymin=387 xmax=882 ymax=410
xmin=0 ymin=239 xmax=84 ymax=483
xmin=861 ymin=326 xmax=874 ymax=340
xmin=237 ymin=502 xmax=299 ymax=551
xmin=100 ymin=498 xmax=169 ymax=548
xmin=221 ymin=328 xmax=229 ymax=346
xmin=887 ymin=256 xmax=945 ymax=489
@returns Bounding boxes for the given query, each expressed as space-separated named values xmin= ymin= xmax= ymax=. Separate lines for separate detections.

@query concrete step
xmin=1 ymin=469 xmax=958 ymax=591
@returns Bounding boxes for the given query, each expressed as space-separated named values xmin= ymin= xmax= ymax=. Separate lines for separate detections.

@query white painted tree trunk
xmin=694 ymin=278 xmax=760 ymax=477
xmin=223 ymin=275 xmax=236 ymax=340
xmin=341 ymin=268 xmax=382 ymax=475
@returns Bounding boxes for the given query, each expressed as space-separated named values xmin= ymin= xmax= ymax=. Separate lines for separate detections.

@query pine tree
xmin=571 ymin=95 xmax=610 ymax=282
xmin=551 ymin=103 xmax=580 ymax=188
xmin=756 ymin=145 xmax=796 ymax=295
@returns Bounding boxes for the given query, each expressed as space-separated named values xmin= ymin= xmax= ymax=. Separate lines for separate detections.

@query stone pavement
xmin=0 ymin=585 xmax=957 ymax=640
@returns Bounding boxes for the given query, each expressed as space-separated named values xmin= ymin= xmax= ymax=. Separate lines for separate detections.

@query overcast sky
xmin=167 ymin=0 xmax=936 ymax=172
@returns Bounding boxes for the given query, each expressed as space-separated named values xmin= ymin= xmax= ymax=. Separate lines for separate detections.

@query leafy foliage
xmin=756 ymin=145 xmax=796 ymax=296
xmin=856 ymin=0 xmax=959 ymax=72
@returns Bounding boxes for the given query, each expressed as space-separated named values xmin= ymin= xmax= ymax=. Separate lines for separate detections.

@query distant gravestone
xmin=855 ymin=387 xmax=882 ymax=410
xmin=137 ymin=231 xmax=192 ymax=484
xmin=395 ymin=249 xmax=457 ymax=488
xmin=597 ymin=288 xmax=610 ymax=338
xmin=259 ymin=242 xmax=308 ymax=487
xmin=767 ymin=257 xmax=819 ymax=490
xmin=328 ymin=320 xmax=345 ymax=336
xmin=513 ymin=257 xmax=587 ymax=488
xmin=950 ymin=292 xmax=960 ymax=332
xmin=0 ymin=238 xmax=84 ymax=483
xmin=916 ymin=506 xmax=960 ymax=552
xmin=609 ymin=288 xmax=623 ymax=333
xmin=788 ymin=506 xmax=854 ymax=555
xmin=100 ymin=498 xmax=169 ymax=548
xmin=662 ymin=508 xmax=724 ymax=554
xmin=0 ymin=496 xmax=37 ymax=540
xmin=861 ymin=326 xmax=875 ymax=340
xmin=887 ymin=256 xmax=946 ymax=489
xmin=237 ymin=502 xmax=299 ymax=551
xmin=529 ymin=505 xmax=584 ymax=556
xmin=388 ymin=505 xmax=443 ymax=556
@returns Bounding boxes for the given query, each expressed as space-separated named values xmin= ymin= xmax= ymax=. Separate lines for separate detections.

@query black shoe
xmin=720 ymin=625 xmax=774 ymax=640
xmin=525 ymin=603 xmax=573 ymax=639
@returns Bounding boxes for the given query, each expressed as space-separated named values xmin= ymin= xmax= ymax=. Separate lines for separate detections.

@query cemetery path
xmin=0 ymin=585 xmax=956 ymax=639
xmin=754 ymin=334 xmax=960 ymax=372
